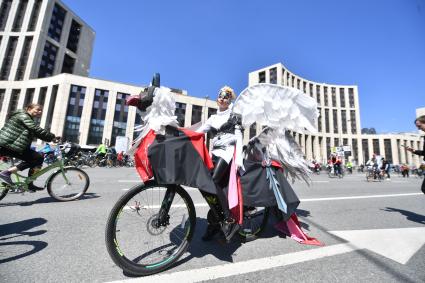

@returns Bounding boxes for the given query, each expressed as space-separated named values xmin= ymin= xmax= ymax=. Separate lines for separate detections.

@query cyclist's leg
xmin=0 ymin=147 xmax=24 ymax=184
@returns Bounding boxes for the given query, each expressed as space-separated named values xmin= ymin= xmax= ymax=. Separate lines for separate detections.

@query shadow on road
xmin=382 ymin=207 xmax=425 ymax=224
xmin=0 ymin=218 xmax=48 ymax=264
xmin=0 ymin=192 xmax=99 ymax=207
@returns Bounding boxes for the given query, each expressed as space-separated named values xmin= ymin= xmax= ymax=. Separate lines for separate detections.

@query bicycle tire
xmin=105 ymin=181 xmax=196 ymax=276
xmin=0 ymin=185 xmax=8 ymax=201
xmin=46 ymin=167 xmax=90 ymax=201
xmin=238 ymin=206 xmax=270 ymax=240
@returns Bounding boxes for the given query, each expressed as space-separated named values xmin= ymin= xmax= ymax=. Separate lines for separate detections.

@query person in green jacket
xmin=0 ymin=103 xmax=60 ymax=191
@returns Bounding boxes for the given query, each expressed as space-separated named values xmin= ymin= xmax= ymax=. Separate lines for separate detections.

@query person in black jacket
xmin=406 ymin=115 xmax=425 ymax=194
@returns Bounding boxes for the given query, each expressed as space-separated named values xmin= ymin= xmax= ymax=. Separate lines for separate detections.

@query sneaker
xmin=221 ymin=220 xmax=240 ymax=243
xmin=201 ymin=224 xmax=220 ymax=241
xmin=28 ymin=183 xmax=45 ymax=192
xmin=0 ymin=171 xmax=13 ymax=185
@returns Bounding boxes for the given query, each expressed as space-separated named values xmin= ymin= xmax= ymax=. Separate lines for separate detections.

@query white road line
xmin=122 ymin=193 xmax=422 ymax=209
xmin=312 ymin=180 xmax=329 ymax=183
xmin=108 ymin=244 xmax=355 ymax=283
xmin=301 ymin=192 xmax=422 ymax=202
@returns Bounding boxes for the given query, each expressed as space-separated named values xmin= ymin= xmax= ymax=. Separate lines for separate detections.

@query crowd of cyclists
xmin=309 ymin=155 xmax=425 ymax=180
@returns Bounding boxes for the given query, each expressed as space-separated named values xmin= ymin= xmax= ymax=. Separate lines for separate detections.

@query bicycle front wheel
xmin=47 ymin=167 xmax=90 ymax=201
xmin=105 ymin=181 xmax=196 ymax=276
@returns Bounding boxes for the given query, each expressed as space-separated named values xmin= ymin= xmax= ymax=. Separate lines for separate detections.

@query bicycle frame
xmin=8 ymin=157 xmax=69 ymax=191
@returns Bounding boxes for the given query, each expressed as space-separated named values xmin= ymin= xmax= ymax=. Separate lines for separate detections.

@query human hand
xmin=405 ymin=146 xmax=414 ymax=152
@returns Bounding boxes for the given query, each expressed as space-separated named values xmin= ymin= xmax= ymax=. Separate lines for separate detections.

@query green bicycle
xmin=0 ymin=143 xmax=90 ymax=202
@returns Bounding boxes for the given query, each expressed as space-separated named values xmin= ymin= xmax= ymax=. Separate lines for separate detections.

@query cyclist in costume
xmin=0 ymin=103 xmax=60 ymax=191
xmin=196 ymin=86 xmax=240 ymax=241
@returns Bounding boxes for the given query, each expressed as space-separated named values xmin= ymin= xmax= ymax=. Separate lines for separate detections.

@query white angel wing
xmin=233 ymin=83 xmax=318 ymax=133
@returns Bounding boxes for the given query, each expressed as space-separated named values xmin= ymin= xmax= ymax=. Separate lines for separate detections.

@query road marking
xmin=312 ymin=180 xmax=329 ymax=183
xmin=330 ymin=227 xmax=425 ymax=264
xmin=122 ymin=192 xmax=422 ymax=208
xmin=108 ymin=227 xmax=425 ymax=283
xmin=301 ymin=193 xmax=422 ymax=202
xmin=108 ymin=244 xmax=356 ymax=283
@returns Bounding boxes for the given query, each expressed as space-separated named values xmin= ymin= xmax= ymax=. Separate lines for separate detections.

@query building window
xmin=339 ymin=88 xmax=346 ymax=108
xmin=325 ymin=109 xmax=330 ymax=133
xmin=372 ymin=139 xmax=380 ymax=155
xmin=45 ymin=85 xmax=58 ymax=132
xmin=7 ymin=89 xmax=21 ymax=117
xmin=48 ymin=3 xmax=67 ymax=42
xmin=350 ymin=110 xmax=357 ymax=134
xmin=61 ymin=54 xmax=75 ymax=74
xmin=352 ymin=138 xmax=358 ymax=161
xmin=297 ymin=79 xmax=300 ymax=90
xmin=331 ymin=87 xmax=337 ymax=107
xmin=362 ymin=139 xmax=369 ymax=162
xmin=324 ymin=87 xmax=328 ymax=106
xmin=191 ymin=105 xmax=202 ymax=125
xmin=291 ymin=75 xmax=295 ymax=87
xmin=63 ymin=85 xmax=86 ymax=143
xmin=249 ymin=123 xmax=257 ymax=139
xmin=316 ymin=85 xmax=321 ymax=104
xmin=349 ymin=88 xmax=355 ymax=108
xmin=269 ymin=67 xmax=277 ymax=84
xmin=27 ymin=0 xmax=42 ymax=31
xmin=87 ymin=89 xmax=109 ymax=145
xmin=0 ymin=89 xmax=6 ymax=112
xmin=175 ymin=102 xmax=186 ymax=127
xmin=15 ymin=36 xmax=33 ymax=80
xmin=303 ymin=81 xmax=307 ymax=93
xmin=207 ymin=107 xmax=217 ymax=118
xmin=38 ymin=41 xmax=58 ymax=78
xmin=384 ymin=139 xmax=392 ymax=162
xmin=38 ymin=87 xmax=47 ymax=106
xmin=309 ymin=83 xmax=313 ymax=97
xmin=258 ymin=71 xmax=266 ymax=83
xmin=341 ymin=110 xmax=347 ymax=134
xmin=334 ymin=138 xmax=339 ymax=147
xmin=24 ymin=88 xmax=35 ymax=107
xmin=0 ymin=36 xmax=18 ymax=80
xmin=333 ymin=109 xmax=338 ymax=133
xmin=326 ymin=137 xmax=331 ymax=158
xmin=66 ymin=20 xmax=82 ymax=53
xmin=317 ymin=108 xmax=322 ymax=132
xmin=12 ymin=0 xmax=29 ymax=32
xmin=111 ymin=92 xmax=129 ymax=146
xmin=0 ymin=0 xmax=13 ymax=31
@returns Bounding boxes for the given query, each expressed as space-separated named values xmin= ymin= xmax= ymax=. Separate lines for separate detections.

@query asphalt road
xmin=0 ymin=168 xmax=424 ymax=283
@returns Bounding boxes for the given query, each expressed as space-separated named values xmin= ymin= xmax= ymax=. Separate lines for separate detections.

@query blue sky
xmin=63 ymin=0 xmax=425 ymax=133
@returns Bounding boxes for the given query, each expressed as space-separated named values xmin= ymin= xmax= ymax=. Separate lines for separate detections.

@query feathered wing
xmin=233 ymin=83 xmax=318 ymax=133
xmin=128 ymin=87 xmax=179 ymax=154
xmin=233 ymin=83 xmax=319 ymax=183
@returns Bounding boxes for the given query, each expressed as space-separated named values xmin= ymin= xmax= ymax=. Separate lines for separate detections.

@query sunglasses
xmin=218 ymin=91 xmax=231 ymax=100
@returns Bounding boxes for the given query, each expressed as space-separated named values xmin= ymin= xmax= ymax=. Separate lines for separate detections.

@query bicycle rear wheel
xmin=47 ymin=167 xmax=90 ymax=201
xmin=0 ymin=185 xmax=8 ymax=201
xmin=239 ymin=206 xmax=269 ymax=241
xmin=105 ymin=181 xmax=196 ymax=276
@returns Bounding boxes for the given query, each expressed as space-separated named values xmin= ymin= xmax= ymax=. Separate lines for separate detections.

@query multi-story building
xmin=0 ymin=0 xmax=94 ymax=81
xmin=248 ymin=63 xmax=424 ymax=166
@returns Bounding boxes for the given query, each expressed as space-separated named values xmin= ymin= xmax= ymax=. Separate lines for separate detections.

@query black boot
xmin=202 ymin=209 xmax=220 ymax=241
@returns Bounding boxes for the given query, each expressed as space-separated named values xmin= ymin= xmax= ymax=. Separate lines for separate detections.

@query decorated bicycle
xmin=105 ymin=74 xmax=321 ymax=276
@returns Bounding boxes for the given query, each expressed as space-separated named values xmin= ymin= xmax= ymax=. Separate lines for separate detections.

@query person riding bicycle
xmin=95 ymin=143 xmax=107 ymax=159
xmin=0 ymin=103 xmax=60 ymax=191
xmin=196 ymin=86 xmax=241 ymax=241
